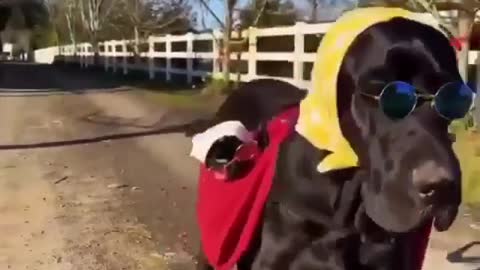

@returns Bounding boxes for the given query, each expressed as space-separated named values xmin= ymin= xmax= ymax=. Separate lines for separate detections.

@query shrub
xmin=201 ymin=73 xmax=232 ymax=95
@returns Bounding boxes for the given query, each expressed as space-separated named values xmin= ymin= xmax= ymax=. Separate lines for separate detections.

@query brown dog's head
xmin=337 ymin=17 xmax=473 ymax=232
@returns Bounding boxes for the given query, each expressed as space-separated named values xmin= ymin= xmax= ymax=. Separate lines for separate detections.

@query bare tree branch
xmin=197 ymin=0 xmax=225 ymax=28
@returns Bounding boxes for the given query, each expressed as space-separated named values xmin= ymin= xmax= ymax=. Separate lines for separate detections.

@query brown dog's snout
xmin=412 ymin=160 xmax=454 ymax=203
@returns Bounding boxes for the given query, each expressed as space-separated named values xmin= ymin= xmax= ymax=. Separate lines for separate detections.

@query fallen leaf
xmin=108 ymin=183 xmax=129 ymax=189
xmin=470 ymin=223 xmax=480 ymax=230
xmin=164 ymin=252 xmax=176 ymax=258
xmin=54 ymin=176 xmax=69 ymax=184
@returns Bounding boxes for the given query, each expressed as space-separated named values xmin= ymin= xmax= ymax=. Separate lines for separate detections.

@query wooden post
xmin=166 ymin=34 xmax=172 ymax=82
xmin=247 ymin=27 xmax=257 ymax=81
xmin=186 ymin=32 xmax=194 ymax=84
xmin=122 ymin=40 xmax=128 ymax=75
xmin=103 ymin=42 xmax=108 ymax=72
xmin=148 ymin=36 xmax=155 ymax=80
xmin=213 ymin=30 xmax=221 ymax=74
xmin=112 ymin=41 xmax=117 ymax=73
xmin=293 ymin=22 xmax=305 ymax=86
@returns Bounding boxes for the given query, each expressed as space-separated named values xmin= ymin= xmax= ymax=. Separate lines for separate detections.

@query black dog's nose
xmin=412 ymin=161 xmax=453 ymax=203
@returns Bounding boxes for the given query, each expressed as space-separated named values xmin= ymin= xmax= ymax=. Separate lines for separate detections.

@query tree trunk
xmin=134 ymin=25 xmax=141 ymax=64
xmin=66 ymin=12 xmax=76 ymax=54
xmin=134 ymin=25 xmax=140 ymax=55
xmin=310 ymin=0 xmax=318 ymax=22
xmin=91 ymin=34 xmax=99 ymax=67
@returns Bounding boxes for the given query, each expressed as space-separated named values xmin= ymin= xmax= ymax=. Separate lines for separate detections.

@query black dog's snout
xmin=412 ymin=161 xmax=454 ymax=203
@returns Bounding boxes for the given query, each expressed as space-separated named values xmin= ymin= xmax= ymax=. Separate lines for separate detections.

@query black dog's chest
xmin=242 ymin=135 xmax=405 ymax=270
xmin=247 ymin=202 xmax=401 ymax=270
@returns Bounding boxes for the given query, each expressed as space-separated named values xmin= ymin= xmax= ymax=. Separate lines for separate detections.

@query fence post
xmin=88 ymin=44 xmax=93 ymax=67
xmin=122 ymin=40 xmax=128 ymax=75
xmin=112 ymin=41 xmax=117 ymax=73
xmin=148 ymin=36 xmax=155 ymax=80
xmin=79 ymin=44 xmax=83 ymax=68
xmin=81 ymin=44 xmax=85 ymax=68
xmin=293 ymin=22 xmax=305 ymax=86
xmin=85 ymin=44 xmax=89 ymax=67
xmin=67 ymin=45 xmax=72 ymax=63
xmin=103 ymin=42 xmax=109 ymax=72
xmin=166 ymin=34 xmax=172 ymax=82
xmin=186 ymin=32 xmax=194 ymax=84
xmin=247 ymin=27 xmax=257 ymax=81
xmin=212 ymin=30 xmax=221 ymax=74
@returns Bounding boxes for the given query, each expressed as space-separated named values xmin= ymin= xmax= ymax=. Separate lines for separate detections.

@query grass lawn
xmin=453 ymin=128 xmax=480 ymax=206
xmin=139 ymin=89 xmax=226 ymax=112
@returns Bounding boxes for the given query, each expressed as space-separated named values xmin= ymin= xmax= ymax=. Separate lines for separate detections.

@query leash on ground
xmin=0 ymin=122 xmax=198 ymax=150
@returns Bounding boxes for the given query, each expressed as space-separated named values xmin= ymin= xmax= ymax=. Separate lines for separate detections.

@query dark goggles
xmin=206 ymin=136 xmax=260 ymax=181
xmin=359 ymin=81 xmax=476 ymax=120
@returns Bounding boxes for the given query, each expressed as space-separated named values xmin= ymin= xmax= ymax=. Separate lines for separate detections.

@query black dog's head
xmin=338 ymin=18 xmax=465 ymax=233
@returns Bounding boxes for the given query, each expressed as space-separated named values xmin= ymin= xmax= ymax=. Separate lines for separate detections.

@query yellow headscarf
xmin=295 ymin=7 xmax=447 ymax=173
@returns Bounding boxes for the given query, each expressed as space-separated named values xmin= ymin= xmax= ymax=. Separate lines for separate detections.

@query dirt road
xmin=0 ymin=64 xmax=478 ymax=270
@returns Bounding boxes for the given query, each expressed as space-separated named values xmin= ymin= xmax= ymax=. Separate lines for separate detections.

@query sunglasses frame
xmin=206 ymin=140 xmax=261 ymax=180
xmin=359 ymin=80 xmax=476 ymax=120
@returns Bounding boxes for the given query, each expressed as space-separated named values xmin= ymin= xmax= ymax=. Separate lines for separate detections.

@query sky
xmin=191 ymin=0 xmax=356 ymax=30
xmin=191 ymin=0 xmax=248 ymax=29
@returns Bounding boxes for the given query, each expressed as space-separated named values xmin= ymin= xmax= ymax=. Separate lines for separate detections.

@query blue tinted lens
xmin=379 ymin=81 xmax=417 ymax=119
xmin=435 ymin=82 xmax=474 ymax=120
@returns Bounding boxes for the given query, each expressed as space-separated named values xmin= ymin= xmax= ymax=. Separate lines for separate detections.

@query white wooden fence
xmin=47 ymin=21 xmax=480 ymax=90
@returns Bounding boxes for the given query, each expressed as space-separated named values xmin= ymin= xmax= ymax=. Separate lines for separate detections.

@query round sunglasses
xmin=359 ymin=81 xmax=476 ymax=120
xmin=206 ymin=137 xmax=260 ymax=181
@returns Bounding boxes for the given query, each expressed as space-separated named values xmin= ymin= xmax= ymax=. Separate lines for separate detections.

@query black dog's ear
xmin=433 ymin=205 xmax=459 ymax=232
xmin=350 ymin=94 xmax=373 ymax=138
xmin=184 ymin=119 xmax=215 ymax=137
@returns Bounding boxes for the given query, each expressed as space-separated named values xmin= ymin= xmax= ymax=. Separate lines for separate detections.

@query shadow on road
xmin=0 ymin=62 xmax=128 ymax=92
xmin=446 ymin=241 xmax=480 ymax=264
xmin=0 ymin=61 xmax=200 ymax=97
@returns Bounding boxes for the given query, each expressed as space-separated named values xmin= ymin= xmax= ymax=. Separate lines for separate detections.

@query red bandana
xmin=197 ymin=107 xmax=299 ymax=270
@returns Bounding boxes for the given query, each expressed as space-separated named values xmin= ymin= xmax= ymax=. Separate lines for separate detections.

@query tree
xmin=196 ymin=0 xmax=239 ymax=82
xmin=308 ymin=0 xmax=319 ymax=22
xmin=302 ymin=0 xmax=357 ymax=22
xmin=31 ymin=23 xmax=58 ymax=49
xmin=46 ymin=0 xmax=79 ymax=47
xmin=64 ymin=0 xmax=77 ymax=48
xmin=239 ymin=0 xmax=298 ymax=28
xmin=0 ymin=0 xmax=50 ymax=58
xmin=77 ymin=0 xmax=116 ymax=62
xmin=117 ymin=0 xmax=195 ymax=56
xmin=197 ymin=0 xmax=296 ymax=83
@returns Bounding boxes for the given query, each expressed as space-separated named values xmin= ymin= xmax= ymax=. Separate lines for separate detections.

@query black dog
xmin=195 ymin=17 xmax=463 ymax=270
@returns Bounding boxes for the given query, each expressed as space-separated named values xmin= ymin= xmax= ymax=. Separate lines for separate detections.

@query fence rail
xmin=46 ymin=21 xmax=480 ymax=90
